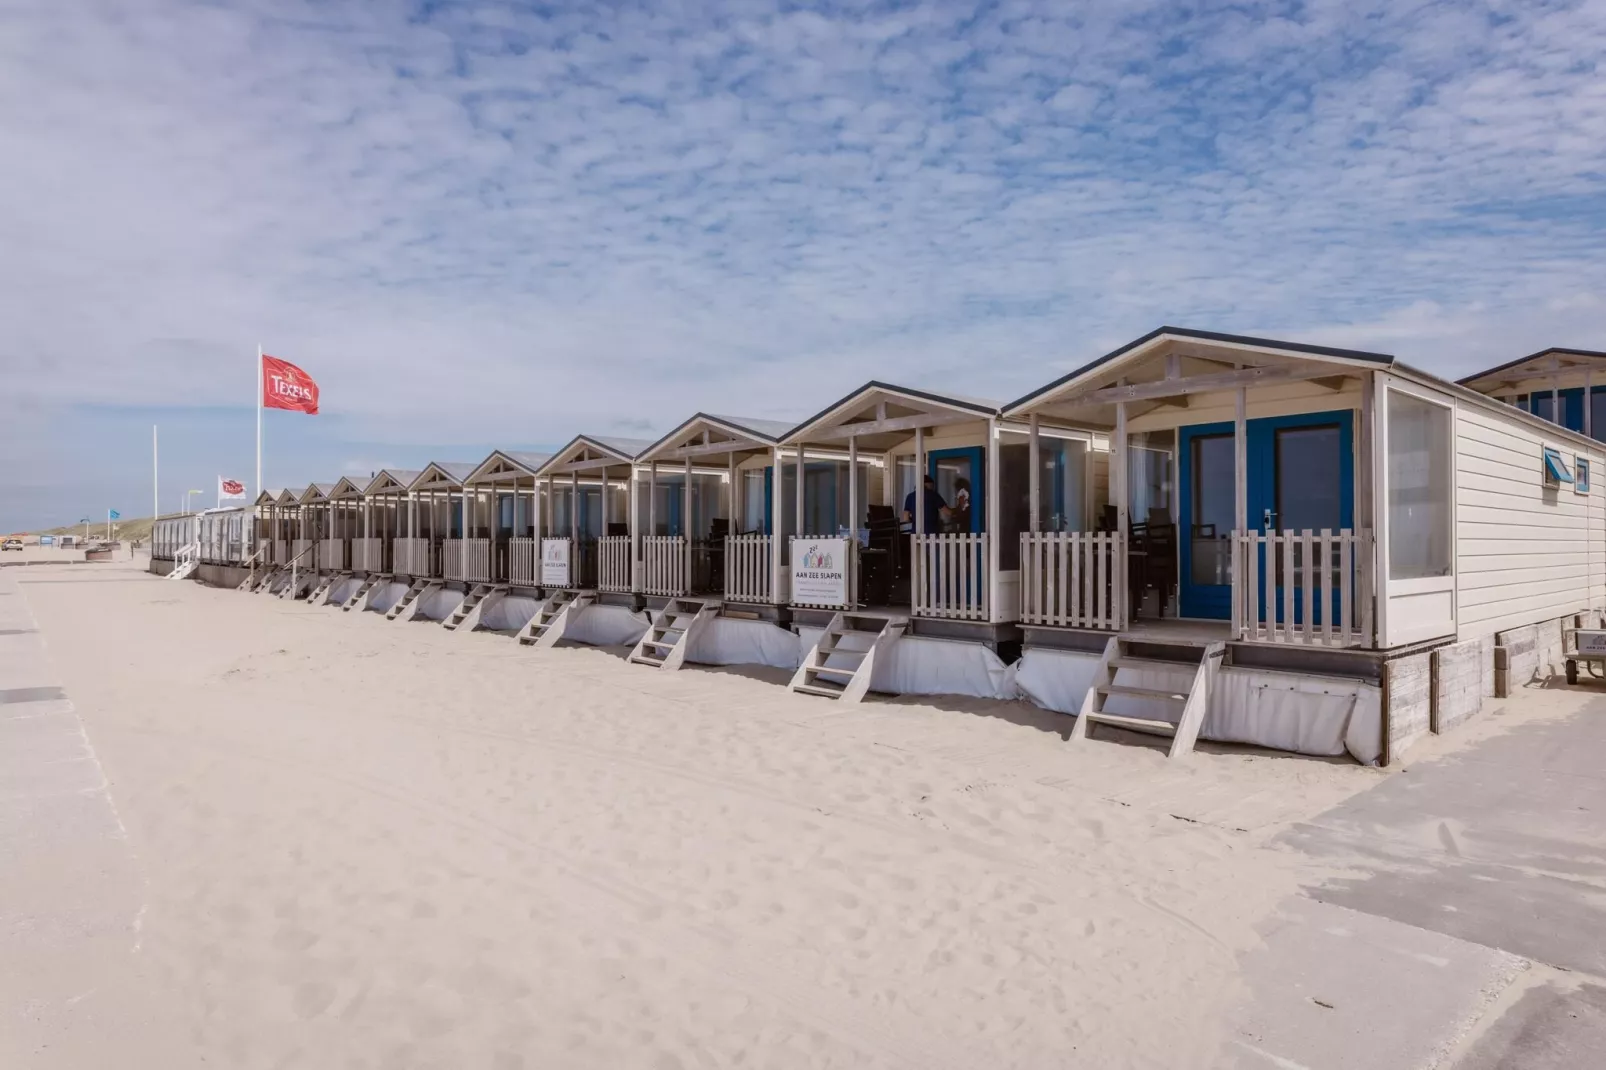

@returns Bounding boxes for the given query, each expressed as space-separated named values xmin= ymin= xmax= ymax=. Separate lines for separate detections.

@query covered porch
xmin=294 ymin=483 xmax=336 ymax=572
xmin=321 ymin=477 xmax=367 ymax=573
xmin=780 ymin=382 xmax=1016 ymax=626
xmin=632 ymin=413 xmax=794 ymax=605
xmin=252 ymin=489 xmax=285 ymax=564
xmin=462 ymin=450 xmax=551 ymax=587
xmin=533 ymin=436 xmax=648 ymax=595
xmin=357 ymin=468 xmax=422 ymax=574
xmin=1003 ymin=327 xmax=1387 ymax=651
xmin=400 ymin=463 xmax=475 ymax=580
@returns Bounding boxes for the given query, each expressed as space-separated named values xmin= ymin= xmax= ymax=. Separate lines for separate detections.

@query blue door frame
xmin=926 ymin=446 xmax=985 ymax=532
xmin=1179 ymin=410 xmax=1354 ymax=621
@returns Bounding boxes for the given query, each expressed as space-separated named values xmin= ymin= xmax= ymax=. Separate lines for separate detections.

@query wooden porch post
xmin=770 ymin=446 xmax=783 ymax=604
xmin=1028 ymin=413 xmax=1040 ymax=534
xmin=628 ymin=465 xmax=640 ymax=593
xmin=914 ymin=426 xmax=926 ymax=535
xmin=1588 ymin=368 xmax=1595 ymax=439
xmin=1234 ymin=386 xmax=1248 ymax=638
xmin=684 ymin=455 xmax=693 ymax=593
xmin=1113 ymin=402 xmax=1128 ymax=628
xmin=795 ymin=444 xmax=804 ymax=537
xmin=570 ymin=471 xmax=579 ymax=546
xmin=649 ymin=461 xmax=658 ymax=536
xmin=847 ymin=434 xmax=858 ymax=538
xmin=460 ymin=486 xmax=469 ymax=581
xmin=986 ymin=418 xmax=1001 ymax=620
xmin=1359 ymin=372 xmax=1377 ymax=647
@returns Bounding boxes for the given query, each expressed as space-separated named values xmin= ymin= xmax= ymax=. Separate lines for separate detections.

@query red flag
xmin=261 ymin=354 xmax=319 ymax=414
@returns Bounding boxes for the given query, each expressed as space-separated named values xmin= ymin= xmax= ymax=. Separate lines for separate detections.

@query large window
xmin=1386 ymin=391 xmax=1453 ymax=579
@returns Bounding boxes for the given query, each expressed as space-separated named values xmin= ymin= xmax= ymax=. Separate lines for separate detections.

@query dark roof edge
xmin=784 ymin=380 xmax=998 ymax=441
xmin=638 ymin=412 xmax=786 ymax=460
xmin=1456 ymin=347 xmax=1606 ymax=386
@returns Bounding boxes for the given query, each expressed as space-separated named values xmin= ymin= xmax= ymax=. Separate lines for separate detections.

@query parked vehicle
xmin=1 ymin=538 xmax=23 ymax=551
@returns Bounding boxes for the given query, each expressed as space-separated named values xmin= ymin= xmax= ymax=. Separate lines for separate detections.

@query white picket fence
xmin=392 ymin=537 xmax=433 ymax=577
xmin=1232 ymin=529 xmax=1374 ymax=648
xmin=598 ymin=535 xmax=633 ymax=593
xmin=318 ymin=538 xmax=348 ymax=571
xmin=352 ymin=537 xmax=384 ymax=572
xmin=640 ymin=536 xmax=686 ymax=596
xmin=1018 ymin=532 xmax=1125 ymax=630
xmin=911 ymin=533 xmax=990 ymax=621
xmin=725 ymin=534 xmax=777 ymax=604
xmin=443 ymin=538 xmax=492 ymax=582
xmin=509 ymin=537 xmax=538 ymax=586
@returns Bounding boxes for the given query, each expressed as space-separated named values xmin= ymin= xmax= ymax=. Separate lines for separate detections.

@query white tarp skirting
xmin=796 ymin=627 xmax=1017 ymax=700
xmin=563 ymin=603 xmax=650 ymax=647
xmin=480 ymin=594 xmax=542 ymax=632
xmin=365 ymin=580 xmax=410 ymax=614
xmin=415 ymin=587 xmax=464 ymax=622
xmin=327 ymin=576 xmax=362 ymax=607
xmin=1013 ymin=647 xmax=1382 ymax=764
xmin=681 ymin=616 xmax=801 ymax=670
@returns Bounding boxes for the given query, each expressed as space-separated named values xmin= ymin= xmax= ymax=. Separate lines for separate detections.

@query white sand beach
xmin=6 ymin=559 xmax=1395 ymax=1068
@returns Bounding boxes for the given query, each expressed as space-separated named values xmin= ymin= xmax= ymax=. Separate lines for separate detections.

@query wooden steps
xmin=517 ymin=589 xmax=593 ymax=648
xmin=1071 ymin=637 xmax=1225 ymax=758
xmin=309 ymin=572 xmax=350 ymax=607
xmin=443 ymin=583 xmax=507 ymax=633
xmin=385 ymin=578 xmax=439 ymax=621
xmin=628 ymin=599 xmax=721 ymax=670
xmin=277 ymin=571 xmax=317 ymax=600
xmin=787 ymin=612 xmax=906 ymax=703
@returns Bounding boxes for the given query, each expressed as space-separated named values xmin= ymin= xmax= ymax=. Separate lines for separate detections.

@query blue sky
xmin=3 ymin=0 xmax=1605 ymax=528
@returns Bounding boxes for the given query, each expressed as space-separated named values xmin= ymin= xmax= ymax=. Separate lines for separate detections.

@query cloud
xmin=3 ymin=0 xmax=1606 ymax=525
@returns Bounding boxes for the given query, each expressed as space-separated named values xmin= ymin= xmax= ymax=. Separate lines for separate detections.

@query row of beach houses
xmin=151 ymin=327 xmax=1606 ymax=766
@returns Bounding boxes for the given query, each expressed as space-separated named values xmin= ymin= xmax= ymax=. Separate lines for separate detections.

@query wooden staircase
xmin=309 ymin=572 xmax=350 ymax=607
xmin=517 ymin=589 xmax=593 ymax=648
xmin=277 ymin=571 xmax=317 ymax=600
xmin=339 ymin=574 xmax=384 ymax=612
xmin=385 ymin=578 xmax=440 ymax=621
xmin=788 ymin=612 xmax=907 ymax=703
xmin=1070 ymin=638 xmax=1225 ymax=759
xmin=167 ymin=544 xmax=200 ymax=581
xmin=443 ymin=583 xmax=507 ymax=633
xmin=628 ymin=599 xmax=721 ymax=670
xmin=238 ymin=567 xmax=272 ymax=592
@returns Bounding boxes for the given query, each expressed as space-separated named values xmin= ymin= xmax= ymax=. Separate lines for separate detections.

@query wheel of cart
xmin=1565 ymin=627 xmax=1606 ymax=686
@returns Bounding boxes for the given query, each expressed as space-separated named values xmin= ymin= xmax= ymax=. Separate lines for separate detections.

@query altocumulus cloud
xmin=3 ymin=0 xmax=1606 ymax=495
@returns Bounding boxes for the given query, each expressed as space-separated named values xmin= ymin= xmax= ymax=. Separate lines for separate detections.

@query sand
xmin=4 ymin=558 xmax=1387 ymax=1068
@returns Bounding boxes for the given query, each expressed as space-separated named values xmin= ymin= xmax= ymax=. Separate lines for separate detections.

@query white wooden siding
xmin=1454 ymin=402 xmax=1606 ymax=640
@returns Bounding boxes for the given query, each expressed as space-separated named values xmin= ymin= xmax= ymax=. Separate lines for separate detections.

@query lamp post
xmin=182 ymin=489 xmax=201 ymax=515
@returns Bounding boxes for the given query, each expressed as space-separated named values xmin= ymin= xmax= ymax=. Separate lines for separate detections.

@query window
xmin=1577 ymin=457 xmax=1592 ymax=494
xmin=741 ymin=469 xmax=767 ymax=532
xmin=1386 ymin=391 xmax=1453 ymax=579
xmin=1543 ymin=447 xmax=1573 ymax=487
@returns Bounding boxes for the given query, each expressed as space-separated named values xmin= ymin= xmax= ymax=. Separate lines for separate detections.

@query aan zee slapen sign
xmin=540 ymin=537 xmax=570 ymax=587
xmin=792 ymin=538 xmax=849 ymax=606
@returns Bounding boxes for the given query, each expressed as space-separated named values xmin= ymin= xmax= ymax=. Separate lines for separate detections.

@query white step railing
xmin=292 ymin=539 xmax=317 ymax=571
xmin=352 ymin=537 xmax=384 ymax=572
xmin=725 ymin=534 xmax=777 ymax=604
xmin=443 ymin=538 xmax=491 ymax=582
xmin=392 ymin=537 xmax=433 ymax=577
xmin=912 ymin=533 xmax=990 ymax=621
xmin=1019 ymin=532 xmax=1125 ymax=630
xmin=318 ymin=538 xmax=348 ymax=571
xmin=509 ymin=537 xmax=538 ymax=586
xmin=598 ymin=535 xmax=633 ymax=593
xmin=1232 ymin=529 xmax=1374 ymax=648
xmin=641 ymin=536 xmax=686 ymax=596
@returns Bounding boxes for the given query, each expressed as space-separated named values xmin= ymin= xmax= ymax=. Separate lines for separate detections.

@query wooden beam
xmin=654 ymin=437 xmax=770 ymax=462
xmin=803 ymin=409 xmax=978 ymax=442
xmin=541 ymin=456 xmax=631 ymax=477
xmin=1069 ymin=363 xmax=1352 ymax=406
xmin=1311 ymin=376 xmax=1349 ymax=392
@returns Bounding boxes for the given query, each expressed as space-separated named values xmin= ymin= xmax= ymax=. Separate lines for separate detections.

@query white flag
xmin=218 ymin=476 xmax=247 ymax=500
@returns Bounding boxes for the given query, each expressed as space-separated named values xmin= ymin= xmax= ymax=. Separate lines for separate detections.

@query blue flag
xmin=108 ymin=509 xmax=120 ymax=520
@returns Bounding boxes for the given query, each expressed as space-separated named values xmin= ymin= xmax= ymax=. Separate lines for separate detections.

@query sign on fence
xmin=791 ymin=538 xmax=849 ymax=606
xmin=540 ymin=538 xmax=570 ymax=587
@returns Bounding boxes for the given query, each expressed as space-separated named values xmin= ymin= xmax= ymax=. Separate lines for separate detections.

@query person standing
xmin=901 ymin=474 xmax=950 ymax=533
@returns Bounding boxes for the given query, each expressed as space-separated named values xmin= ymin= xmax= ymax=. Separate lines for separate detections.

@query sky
xmin=3 ymin=0 xmax=1605 ymax=529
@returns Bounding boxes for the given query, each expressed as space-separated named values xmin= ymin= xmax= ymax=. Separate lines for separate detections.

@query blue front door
xmin=927 ymin=447 xmax=984 ymax=533
xmin=1179 ymin=411 xmax=1354 ymax=620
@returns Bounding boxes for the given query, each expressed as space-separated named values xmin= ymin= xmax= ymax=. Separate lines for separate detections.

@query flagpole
xmin=255 ymin=344 xmax=263 ymax=500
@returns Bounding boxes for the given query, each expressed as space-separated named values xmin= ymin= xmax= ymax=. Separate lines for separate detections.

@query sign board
xmin=791 ymin=538 xmax=850 ymax=607
xmin=39 ymin=535 xmax=54 ymax=546
xmin=1575 ymin=629 xmax=1606 ymax=657
xmin=540 ymin=538 xmax=570 ymax=588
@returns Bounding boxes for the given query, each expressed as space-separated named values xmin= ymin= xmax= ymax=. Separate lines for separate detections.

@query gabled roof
xmin=407 ymin=462 xmax=476 ymax=491
xmin=362 ymin=468 xmax=423 ymax=495
xmin=783 ymin=381 xmax=999 ymax=446
xmin=1003 ymin=326 xmax=1395 ymax=416
xmin=1457 ymin=347 xmax=1606 ymax=389
xmin=465 ymin=449 xmax=554 ymax=483
xmin=298 ymin=482 xmax=337 ymax=504
xmin=329 ymin=477 xmax=367 ymax=499
xmin=534 ymin=434 xmax=653 ymax=476
xmin=636 ymin=413 xmax=796 ymax=462
xmin=253 ymin=488 xmax=284 ymax=506
xmin=274 ymin=488 xmax=301 ymax=506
